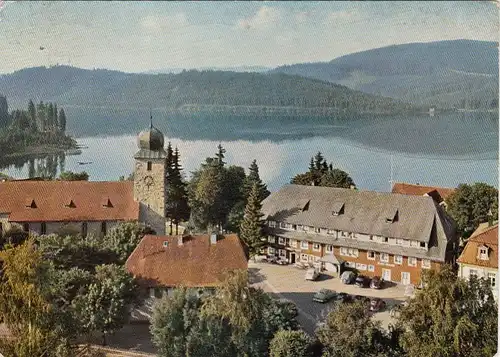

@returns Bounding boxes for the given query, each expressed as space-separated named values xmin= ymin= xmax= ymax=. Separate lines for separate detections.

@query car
xmin=276 ymin=258 xmax=289 ymax=265
xmin=313 ymin=289 xmax=337 ymax=303
xmin=341 ymin=271 xmax=357 ymax=284
xmin=305 ymin=268 xmax=320 ymax=281
xmin=369 ymin=298 xmax=386 ymax=312
xmin=370 ymin=276 xmax=383 ymax=289
xmin=355 ymin=275 xmax=370 ymax=288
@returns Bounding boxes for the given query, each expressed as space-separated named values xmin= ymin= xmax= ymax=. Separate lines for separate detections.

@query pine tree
xmin=165 ymin=142 xmax=175 ymax=234
xmin=308 ymin=157 xmax=315 ymax=172
xmin=0 ymin=95 xmax=8 ymax=129
xmin=239 ymin=182 xmax=265 ymax=259
xmin=27 ymin=100 xmax=37 ymax=132
xmin=37 ymin=102 xmax=46 ymax=132
xmin=172 ymin=147 xmax=190 ymax=234
xmin=215 ymin=143 xmax=226 ymax=168
xmin=47 ymin=103 xmax=54 ymax=131
xmin=53 ymin=104 xmax=58 ymax=132
xmin=313 ymin=152 xmax=324 ymax=171
xmin=243 ymin=159 xmax=270 ymax=203
xmin=58 ymin=108 xmax=66 ymax=133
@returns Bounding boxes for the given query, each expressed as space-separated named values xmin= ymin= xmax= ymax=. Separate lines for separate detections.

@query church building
xmin=0 ymin=123 xmax=169 ymax=237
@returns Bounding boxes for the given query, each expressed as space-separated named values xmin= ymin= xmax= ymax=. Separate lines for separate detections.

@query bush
xmin=269 ymin=329 xmax=314 ymax=357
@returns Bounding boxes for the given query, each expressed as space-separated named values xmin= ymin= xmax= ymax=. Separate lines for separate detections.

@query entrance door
xmin=382 ymin=269 xmax=391 ymax=282
xmin=290 ymin=253 xmax=296 ymax=264
xmin=401 ymin=272 xmax=411 ymax=285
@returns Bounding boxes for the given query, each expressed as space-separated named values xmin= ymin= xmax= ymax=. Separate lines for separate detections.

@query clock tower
xmin=133 ymin=118 xmax=167 ymax=235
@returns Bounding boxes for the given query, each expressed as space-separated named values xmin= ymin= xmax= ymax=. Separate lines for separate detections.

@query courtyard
xmin=249 ymin=261 xmax=408 ymax=335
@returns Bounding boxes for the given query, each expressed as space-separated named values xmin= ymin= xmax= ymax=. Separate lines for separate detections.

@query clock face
xmin=144 ymin=175 xmax=154 ymax=187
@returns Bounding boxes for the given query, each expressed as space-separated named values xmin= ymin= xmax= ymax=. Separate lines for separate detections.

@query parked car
xmin=355 ymin=275 xmax=370 ymax=288
xmin=369 ymin=298 xmax=386 ymax=312
xmin=313 ymin=289 xmax=337 ymax=303
xmin=276 ymin=258 xmax=289 ymax=265
xmin=341 ymin=271 xmax=357 ymax=284
xmin=266 ymin=256 xmax=279 ymax=264
xmin=305 ymin=268 xmax=320 ymax=281
xmin=370 ymin=276 xmax=383 ymax=289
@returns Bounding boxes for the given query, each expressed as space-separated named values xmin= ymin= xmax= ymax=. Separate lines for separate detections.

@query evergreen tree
xmin=239 ymin=182 xmax=265 ymax=258
xmin=243 ymin=159 xmax=270 ymax=203
xmin=0 ymin=95 xmax=8 ymax=128
xmin=216 ymin=143 xmax=226 ymax=168
xmin=58 ymin=108 xmax=66 ymax=133
xmin=37 ymin=101 xmax=46 ymax=132
xmin=165 ymin=142 xmax=175 ymax=234
xmin=47 ymin=103 xmax=54 ymax=130
xmin=313 ymin=152 xmax=324 ymax=171
xmin=166 ymin=147 xmax=190 ymax=235
xmin=308 ymin=157 xmax=315 ymax=172
xmin=28 ymin=99 xmax=37 ymax=132
xmin=53 ymin=104 xmax=58 ymax=131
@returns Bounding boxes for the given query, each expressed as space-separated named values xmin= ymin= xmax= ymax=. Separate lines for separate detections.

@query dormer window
xmin=302 ymin=200 xmax=310 ymax=212
xmin=102 ymin=198 xmax=113 ymax=208
xmin=385 ymin=209 xmax=399 ymax=223
xmin=147 ymin=161 xmax=152 ymax=171
xmin=26 ymin=199 xmax=37 ymax=208
xmin=163 ymin=241 xmax=169 ymax=248
xmin=478 ymin=246 xmax=489 ymax=260
xmin=332 ymin=202 xmax=345 ymax=216
xmin=65 ymin=200 xmax=76 ymax=208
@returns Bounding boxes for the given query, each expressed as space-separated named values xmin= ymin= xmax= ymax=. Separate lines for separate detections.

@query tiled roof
xmin=457 ymin=224 xmax=498 ymax=268
xmin=0 ymin=181 xmax=139 ymax=222
xmin=392 ymin=182 xmax=455 ymax=202
xmin=125 ymin=234 xmax=248 ymax=288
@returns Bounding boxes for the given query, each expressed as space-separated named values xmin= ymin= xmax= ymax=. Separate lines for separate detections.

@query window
xmin=356 ymin=263 xmax=367 ymax=271
xmin=290 ymin=240 xmax=297 ymax=248
xmin=297 ymin=225 xmax=303 ymax=231
xmin=292 ymin=224 xmax=297 ymax=230
xmin=410 ymin=240 xmax=419 ymax=247
xmin=420 ymin=242 xmax=426 ymax=248
xmin=313 ymin=243 xmax=321 ymax=252
xmin=301 ymin=254 xmax=309 ymax=262
xmin=314 ymin=227 xmax=320 ymax=234
xmin=394 ymin=255 xmax=403 ymax=265
xmin=340 ymin=247 xmax=348 ymax=256
xmin=340 ymin=231 xmax=348 ymax=238
xmin=147 ymin=161 xmax=152 ymax=171
xmin=280 ymin=222 xmax=287 ymax=229
xmin=327 ymin=229 xmax=335 ymax=235
xmin=81 ymin=222 xmax=88 ymax=237
xmin=368 ymin=265 xmax=375 ymax=272
xmin=421 ymin=259 xmax=431 ymax=269
xmin=488 ymin=273 xmax=496 ymax=287
xmin=278 ymin=237 xmax=286 ymax=245
xmin=303 ymin=225 xmax=309 ymax=231
xmin=267 ymin=247 xmax=276 ymax=255
xmin=345 ymin=261 xmax=355 ymax=268
xmin=41 ymin=222 xmax=47 ymax=235
xmin=301 ymin=241 xmax=309 ymax=249
xmin=369 ymin=235 xmax=374 ymax=241
xmin=408 ymin=257 xmax=417 ymax=267
xmin=469 ymin=269 xmax=478 ymax=277
xmin=279 ymin=249 xmax=286 ymax=258
xmin=268 ymin=221 xmax=276 ymax=228
xmin=23 ymin=223 xmax=29 ymax=232
xmin=268 ymin=236 xmax=275 ymax=243
xmin=367 ymin=251 xmax=376 ymax=260
xmin=380 ymin=253 xmax=389 ymax=263
xmin=396 ymin=239 xmax=404 ymax=245
xmin=478 ymin=247 xmax=489 ymax=260
xmin=347 ymin=248 xmax=358 ymax=257
xmin=382 ymin=237 xmax=389 ymax=243
xmin=101 ymin=221 xmax=107 ymax=235
xmin=326 ymin=245 xmax=334 ymax=253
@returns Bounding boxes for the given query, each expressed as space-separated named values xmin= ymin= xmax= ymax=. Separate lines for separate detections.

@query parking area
xmin=249 ymin=261 xmax=407 ymax=334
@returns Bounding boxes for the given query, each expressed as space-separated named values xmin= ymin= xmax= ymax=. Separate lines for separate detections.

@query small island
xmin=0 ymin=96 xmax=78 ymax=158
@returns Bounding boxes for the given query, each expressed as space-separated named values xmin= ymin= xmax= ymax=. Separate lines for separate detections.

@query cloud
xmin=237 ymin=6 xmax=281 ymax=30
xmin=324 ymin=9 xmax=360 ymax=25
xmin=140 ymin=13 xmax=189 ymax=33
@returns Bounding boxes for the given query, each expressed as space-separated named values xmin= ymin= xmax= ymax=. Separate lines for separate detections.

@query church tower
xmin=133 ymin=118 xmax=167 ymax=235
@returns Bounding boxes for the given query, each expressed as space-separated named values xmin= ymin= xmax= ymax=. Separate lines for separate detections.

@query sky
xmin=0 ymin=1 xmax=498 ymax=74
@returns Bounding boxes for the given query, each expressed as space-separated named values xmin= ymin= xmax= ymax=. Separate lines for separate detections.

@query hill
xmin=271 ymin=40 xmax=499 ymax=110
xmin=0 ymin=66 xmax=415 ymax=115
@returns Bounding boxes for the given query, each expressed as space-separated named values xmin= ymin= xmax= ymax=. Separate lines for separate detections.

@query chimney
xmin=210 ymin=232 xmax=217 ymax=245
xmin=178 ymin=235 xmax=184 ymax=246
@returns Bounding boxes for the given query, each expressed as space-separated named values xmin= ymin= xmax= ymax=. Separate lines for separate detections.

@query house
xmin=125 ymin=233 xmax=248 ymax=321
xmin=261 ymin=184 xmax=458 ymax=286
xmin=457 ymin=223 xmax=498 ymax=299
xmin=0 ymin=122 xmax=172 ymax=236
xmin=391 ymin=182 xmax=455 ymax=208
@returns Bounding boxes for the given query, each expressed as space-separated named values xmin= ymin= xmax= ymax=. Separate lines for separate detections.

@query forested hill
xmin=271 ymin=40 xmax=499 ymax=110
xmin=0 ymin=66 xmax=416 ymax=114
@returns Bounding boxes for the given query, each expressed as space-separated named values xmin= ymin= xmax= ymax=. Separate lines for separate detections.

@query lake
xmin=1 ymin=108 xmax=498 ymax=192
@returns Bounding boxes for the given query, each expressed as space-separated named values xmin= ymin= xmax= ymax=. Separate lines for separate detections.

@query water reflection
xmin=0 ymin=152 xmax=67 ymax=179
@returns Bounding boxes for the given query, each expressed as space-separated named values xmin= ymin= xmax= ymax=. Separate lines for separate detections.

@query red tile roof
xmin=392 ymin=182 xmax=456 ymax=202
xmin=126 ymin=234 xmax=248 ymax=288
xmin=0 ymin=181 xmax=139 ymax=222
xmin=457 ymin=224 xmax=498 ymax=268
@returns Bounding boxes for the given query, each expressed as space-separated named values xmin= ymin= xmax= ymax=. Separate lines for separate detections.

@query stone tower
xmin=133 ymin=119 xmax=167 ymax=235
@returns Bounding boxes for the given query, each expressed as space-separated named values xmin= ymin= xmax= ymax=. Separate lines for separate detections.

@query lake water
xmin=2 ymin=108 xmax=498 ymax=192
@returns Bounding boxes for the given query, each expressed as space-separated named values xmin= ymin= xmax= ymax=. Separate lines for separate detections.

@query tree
xmin=316 ymin=301 xmax=392 ymax=357
xmin=243 ymin=159 xmax=270 ymax=204
xmin=398 ymin=265 xmax=497 ymax=357
xmin=446 ymin=183 xmax=498 ymax=237
xmin=240 ymin=183 xmax=265 ymax=259
xmin=269 ymin=330 xmax=314 ymax=357
xmin=166 ymin=146 xmax=190 ymax=235
xmin=320 ymin=169 xmax=355 ymax=189
xmin=72 ymin=264 xmax=139 ymax=346
xmin=58 ymin=108 xmax=67 ymax=133
xmin=0 ymin=239 xmax=71 ymax=356
xmin=58 ymin=171 xmax=89 ymax=181
xmin=27 ymin=99 xmax=37 ymax=132
xmin=103 ymin=221 xmax=154 ymax=264
xmin=0 ymin=95 xmax=8 ymax=128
